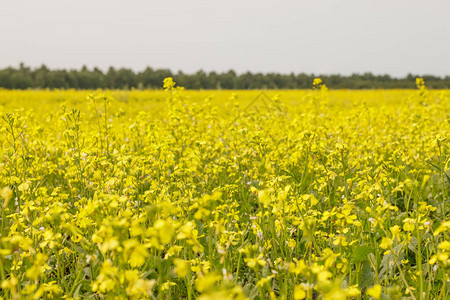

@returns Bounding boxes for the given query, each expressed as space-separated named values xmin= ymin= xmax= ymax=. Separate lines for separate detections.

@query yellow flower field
xmin=0 ymin=79 xmax=449 ymax=299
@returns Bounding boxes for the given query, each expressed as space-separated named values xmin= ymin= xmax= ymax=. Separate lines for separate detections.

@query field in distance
xmin=0 ymin=82 xmax=449 ymax=299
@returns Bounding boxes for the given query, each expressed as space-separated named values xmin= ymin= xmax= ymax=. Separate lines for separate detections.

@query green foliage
xmin=1 ymin=63 xmax=450 ymax=89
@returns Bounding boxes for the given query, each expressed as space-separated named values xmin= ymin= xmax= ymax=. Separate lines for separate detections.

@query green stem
xmin=416 ymin=225 xmax=424 ymax=300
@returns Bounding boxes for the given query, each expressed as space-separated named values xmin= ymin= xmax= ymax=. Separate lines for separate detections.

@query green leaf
xmin=353 ymin=246 xmax=376 ymax=263
xmin=242 ymin=283 xmax=259 ymax=300
xmin=359 ymin=261 xmax=374 ymax=288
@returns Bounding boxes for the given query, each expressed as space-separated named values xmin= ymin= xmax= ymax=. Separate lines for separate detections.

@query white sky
xmin=1 ymin=0 xmax=449 ymax=77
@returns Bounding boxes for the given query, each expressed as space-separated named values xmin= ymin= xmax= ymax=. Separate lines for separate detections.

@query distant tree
xmin=0 ymin=63 xmax=449 ymax=90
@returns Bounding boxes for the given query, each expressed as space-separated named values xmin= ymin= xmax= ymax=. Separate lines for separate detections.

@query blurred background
xmin=1 ymin=0 xmax=449 ymax=89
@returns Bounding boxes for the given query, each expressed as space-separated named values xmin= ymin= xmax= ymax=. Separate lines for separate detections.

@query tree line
xmin=1 ymin=63 xmax=449 ymax=89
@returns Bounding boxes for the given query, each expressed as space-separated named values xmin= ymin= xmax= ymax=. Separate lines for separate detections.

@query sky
xmin=1 ymin=0 xmax=449 ymax=77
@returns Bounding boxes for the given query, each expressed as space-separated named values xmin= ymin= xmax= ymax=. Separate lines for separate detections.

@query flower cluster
xmin=0 ymin=79 xmax=448 ymax=299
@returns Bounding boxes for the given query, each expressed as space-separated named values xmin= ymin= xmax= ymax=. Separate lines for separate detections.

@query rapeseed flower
xmin=0 ymin=79 xmax=448 ymax=299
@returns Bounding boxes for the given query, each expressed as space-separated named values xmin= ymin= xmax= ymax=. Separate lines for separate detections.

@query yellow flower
xmin=433 ymin=221 xmax=450 ymax=236
xmin=288 ymin=238 xmax=297 ymax=248
xmin=402 ymin=219 xmax=415 ymax=232
xmin=313 ymin=78 xmax=323 ymax=86
xmin=195 ymin=273 xmax=221 ymax=293
xmin=26 ymin=253 xmax=49 ymax=281
xmin=333 ymin=235 xmax=348 ymax=247
xmin=379 ymin=237 xmax=393 ymax=250
xmin=17 ymin=182 xmax=29 ymax=192
xmin=429 ymin=252 xmax=449 ymax=265
xmin=125 ymin=269 xmax=156 ymax=298
xmin=345 ymin=285 xmax=360 ymax=297
xmin=256 ymin=275 xmax=274 ymax=287
xmin=1 ymin=274 xmax=18 ymax=289
xmin=173 ymin=258 xmax=190 ymax=277
xmin=99 ymin=238 xmax=119 ymax=253
xmin=244 ymin=254 xmax=266 ymax=268
xmin=1 ymin=187 xmax=13 ymax=208
xmin=438 ymin=241 xmax=450 ymax=251
xmin=165 ymin=245 xmax=183 ymax=259
xmin=323 ymin=286 xmax=346 ymax=300
xmin=317 ymin=270 xmax=332 ymax=283
xmin=92 ymin=260 xmax=118 ymax=293
xmin=257 ymin=188 xmax=273 ymax=207
xmin=294 ymin=285 xmax=306 ymax=299
xmin=415 ymin=77 xmax=426 ymax=89
xmin=367 ymin=284 xmax=382 ymax=299
xmin=153 ymin=220 xmax=174 ymax=245
xmin=163 ymin=77 xmax=176 ymax=90
xmin=389 ymin=225 xmax=401 ymax=239
xmin=129 ymin=244 xmax=148 ymax=267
